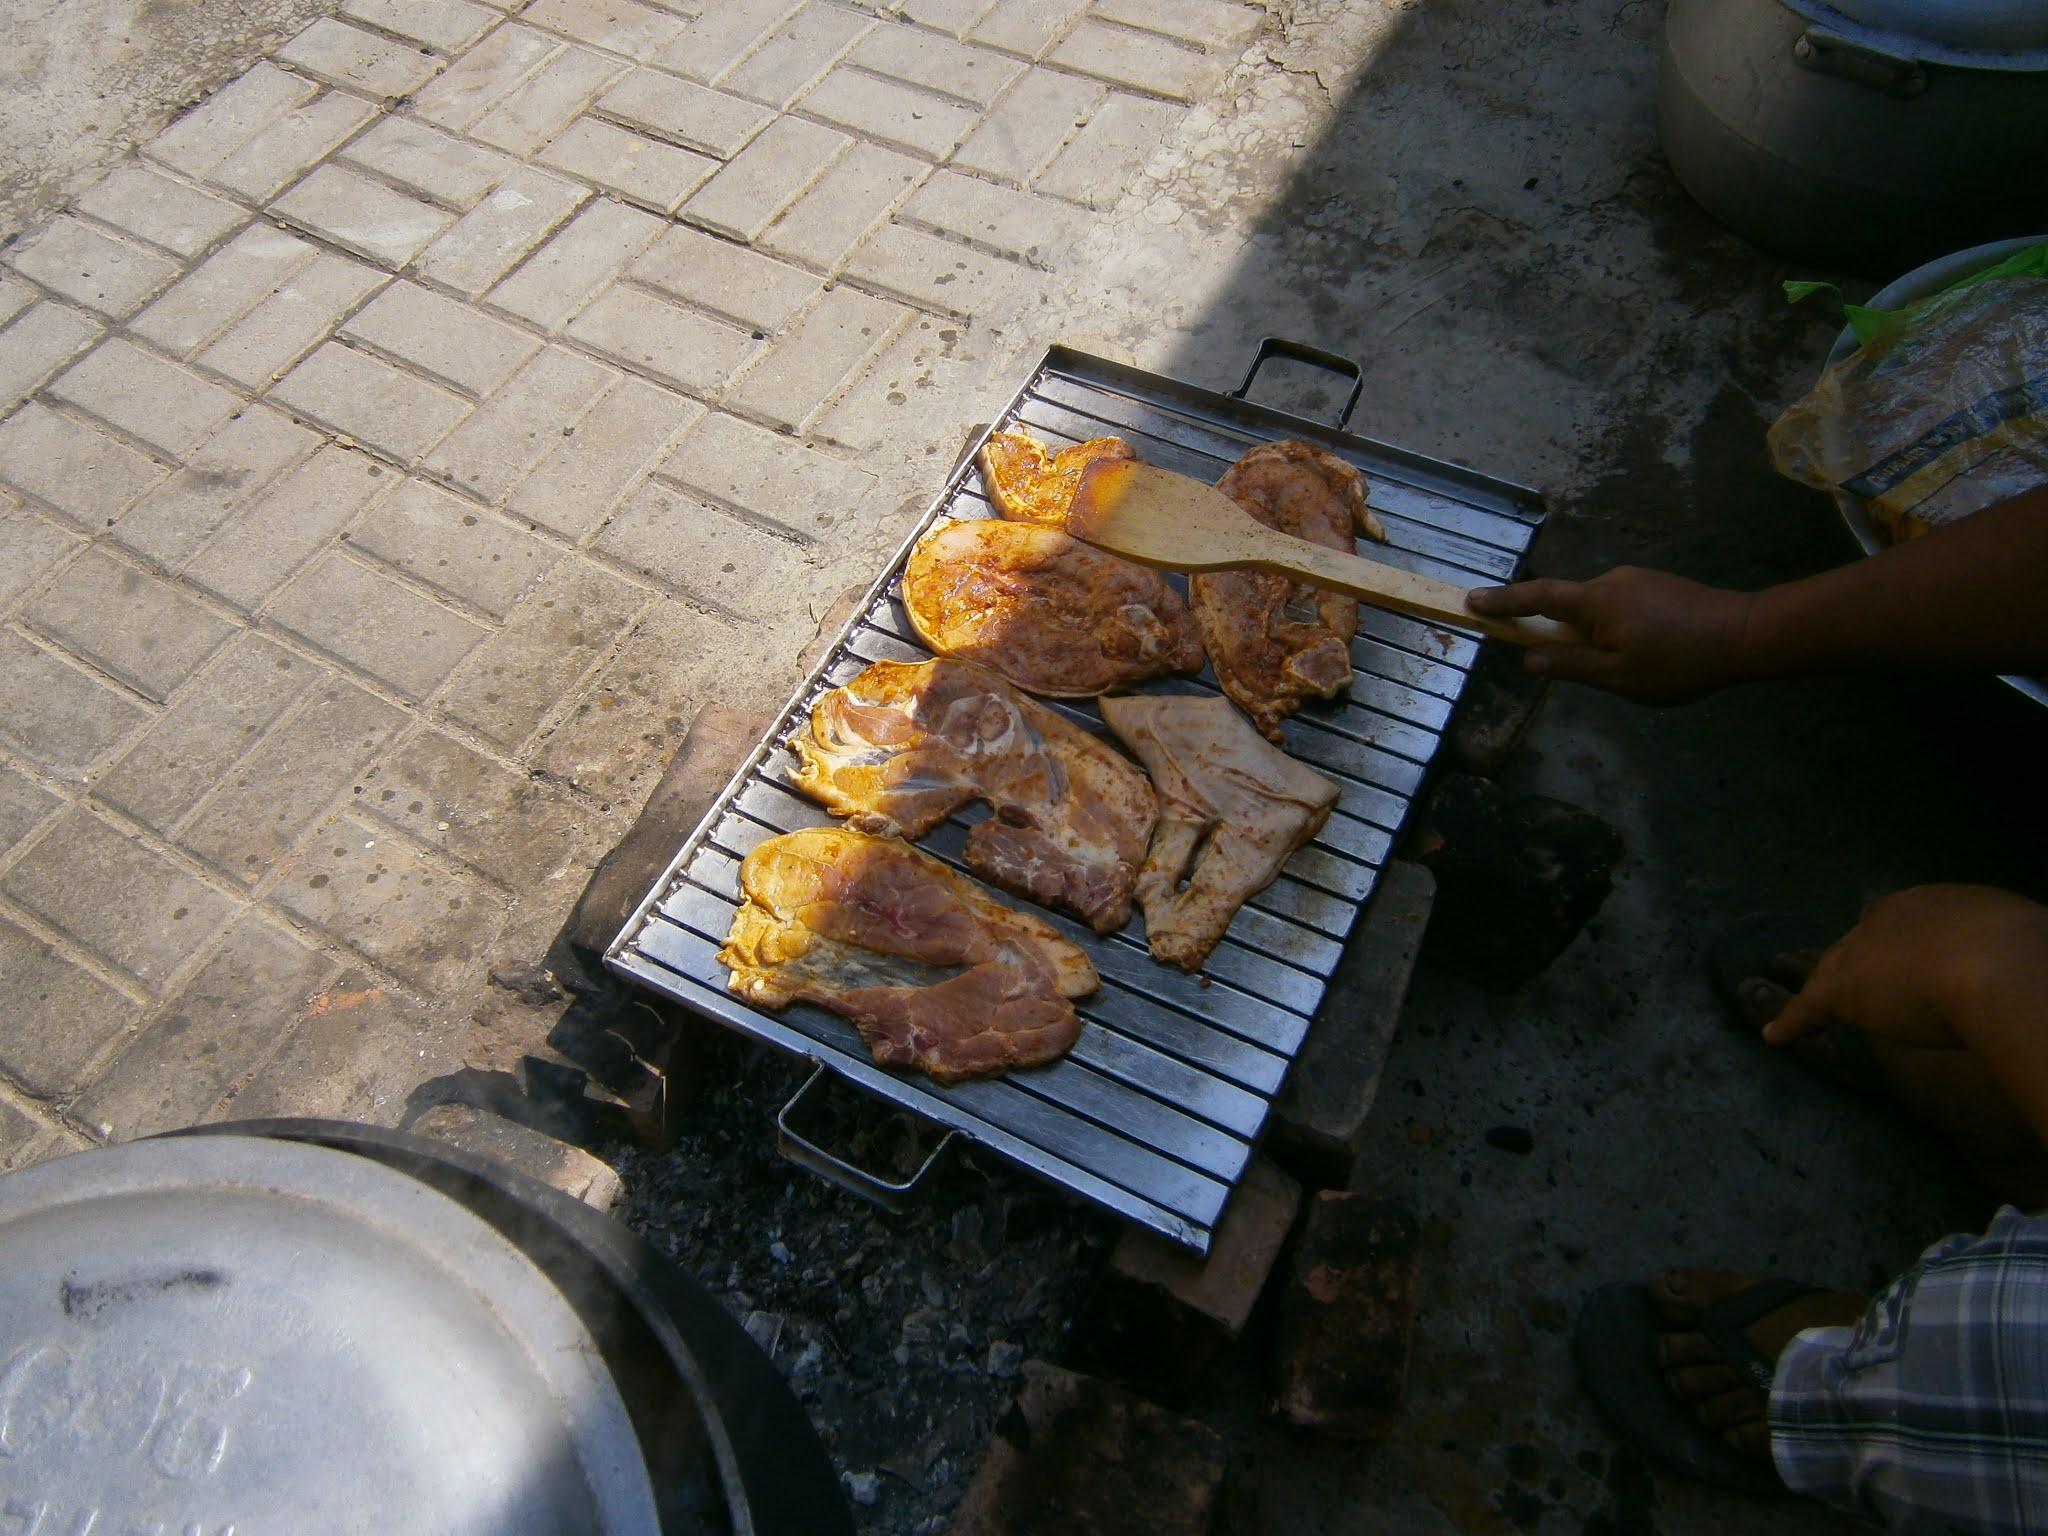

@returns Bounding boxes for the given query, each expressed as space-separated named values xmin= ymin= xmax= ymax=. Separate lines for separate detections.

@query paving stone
xmin=3 ymin=809 xmax=239 ymax=993
xmin=344 ymin=0 xmax=499 ymax=52
xmin=112 ymin=408 xmax=319 ymax=570
xmin=757 ymin=141 xmax=922 ymax=270
xmin=0 ymin=277 xmax=34 ymax=327
xmin=0 ymin=401 xmax=164 ymax=526
xmin=3 ymin=217 xmax=180 ymax=319
xmin=1092 ymin=0 xmax=1265 ymax=50
xmin=653 ymin=0 xmax=801 ymax=82
xmin=727 ymin=285 xmax=908 ymax=431
xmin=360 ymin=727 xmax=593 ymax=887
xmin=23 ymin=549 xmax=235 ymax=704
xmin=276 ymin=16 xmax=443 ymax=101
xmin=96 ymin=635 xmax=315 ymax=834
xmin=0 ymin=766 xmax=60 ymax=857
xmin=565 ymin=284 xmax=755 ymax=395
xmin=75 ymin=913 xmax=332 ymax=1139
xmin=196 ymin=253 xmax=392 ymax=391
xmin=949 ymin=1362 xmax=1229 ymax=1536
xmin=269 ymin=342 xmax=473 ymax=464
xmin=50 ymin=338 xmax=244 ymax=457
xmin=352 ymin=478 xmax=557 ymax=617
xmin=503 ymin=375 xmax=698 ymax=539
xmin=483 ymin=199 xmax=662 ymax=330
xmin=0 ymin=303 xmax=103 ymax=408
xmin=1051 ymin=20 xmax=1211 ymax=102
xmin=850 ymin=25 xmax=1021 ymax=107
xmin=410 ymin=21 xmax=557 ymax=130
xmin=438 ymin=556 xmax=652 ymax=750
xmin=271 ymin=814 xmax=501 ymax=994
xmin=719 ymin=2 xmax=870 ymax=107
xmin=0 ymin=917 xmax=140 ymax=1098
xmin=844 ymin=221 xmax=1015 ymax=318
xmin=340 ymin=116 xmax=518 ymax=210
xmin=341 ymin=281 xmax=539 ymax=397
xmin=269 ymin=549 xmax=489 ymax=700
xmin=206 ymin=91 xmax=382 ymax=204
xmin=219 ymin=971 xmax=442 ymax=1123
xmin=595 ymin=68 xmax=772 ymax=158
xmin=662 ymin=410 xmax=875 ymax=539
xmin=184 ymin=444 xmax=394 ymax=611
xmin=425 ymin=345 xmax=617 ymax=501
xmin=903 ymin=171 xmax=1083 ymax=264
xmin=408 ymin=1101 xmax=623 ymax=1210
xmin=539 ymin=116 xmax=717 ymax=214
xmin=1036 ymin=91 xmax=1181 ymax=207
xmin=678 ymin=113 xmax=846 ymax=242
xmin=798 ymin=65 xmax=979 ymax=160
xmin=897 ymin=0 xmax=991 ymax=38
xmin=177 ymin=677 xmax=407 ymax=883
xmin=0 ymin=630 xmax=151 ymax=780
xmin=0 ymin=499 xmax=83 ymax=611
xmin=525 ymin=0 xmax=685 ymax=60
xmin=1273 ymin=1192 xmax=1422 ymax=1438
xmin=144 ymin=62 xmax=319 ymax=179
xmin=631 ymin=226 xmax=818 ymax=332
xmin=471 ymin=45 xmax=629 ymax=157
xmin=270 ymin=165 xmax=459 ymax=269
xmin=968 ymin=0 xmax=1090 ymax=58
xmin=131 ymin=225 xmax=321 ymax=357
xmin=594 ymin=479 xmax=807 ymax=616
xmin=954 ymin=66 xmax=1097 ymax=183
xmin=72 ymin=166 xmax=247 ymax=260
xmin=535 ymin=596 xmax=732 ymax=804
xmin=415 ymin=166 xmax=590 ymax=298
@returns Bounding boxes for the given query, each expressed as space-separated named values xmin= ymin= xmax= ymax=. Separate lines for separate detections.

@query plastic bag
xmin=1767 ymin=252 xmax=2048 ymax=545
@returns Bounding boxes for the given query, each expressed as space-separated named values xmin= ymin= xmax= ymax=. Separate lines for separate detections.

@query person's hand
xmin=1764 ymin=885 xmax=2048 ymax=1055
xmin=1466 ymin=567 xmax=1757 ymax=704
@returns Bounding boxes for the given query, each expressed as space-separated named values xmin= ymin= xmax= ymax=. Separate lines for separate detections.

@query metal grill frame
xmin=609 ymin=345 xmax=1545 ymax=1254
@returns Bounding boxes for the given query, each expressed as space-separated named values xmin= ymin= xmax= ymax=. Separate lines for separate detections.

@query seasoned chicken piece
xmin=721 ymin=827 xmax=1095 ymax=1085
xmin=902 ymin=517 xmax=1205 ymax=698
xmin=1100 ymin=694 xmax=1339 ymax=971
xmin=1192 ymin=439 xmax=1388 ymax=740
xmin=977 ymin=430 xmax=1135 ymax=527
xmin=790 ymin=658 xmax=1155 ymax=933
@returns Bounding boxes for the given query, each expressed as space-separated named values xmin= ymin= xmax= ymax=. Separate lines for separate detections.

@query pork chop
xmin=977 ymin=430 xmax=1135 ymax=527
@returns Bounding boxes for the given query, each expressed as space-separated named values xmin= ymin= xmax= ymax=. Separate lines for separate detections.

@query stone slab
xmin=408 ymin=1100 xmax=624 ymax=1209
xmin=1272 ymin=1192 xmax=1422 ymax=1440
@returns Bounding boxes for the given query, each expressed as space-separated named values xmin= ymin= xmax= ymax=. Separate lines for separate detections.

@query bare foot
xmin=1738 ymin=950 xmax=2048 ymax=1209
xmin=1648 ymin=1267 xmax=1867 ymax=1464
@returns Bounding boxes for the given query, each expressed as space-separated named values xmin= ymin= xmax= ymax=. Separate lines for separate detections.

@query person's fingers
xmin=1761 ymin=979 xmax=1830 ymax=1046
xmin=1519 ymin=642 xmax=1619 ymax=687
xmin=1466 ymin=578 xmax=1590 ymax=622
xmin=1695 ymin=1386 xmax=1765 ymax=1430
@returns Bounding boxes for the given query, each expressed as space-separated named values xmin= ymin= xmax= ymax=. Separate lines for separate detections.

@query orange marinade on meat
xmin=902 ymin=517 xmax=1205 ymax=698
xmin=790 ymin=658 xmax=1155 ymax=933
xmin=976 ymin=431 xmax=1136 ymax=527
xmin=1193 ymin=438 xmax=1389 ymax=740
xmin=720 ymin=827 xmax=1096 ymax=1085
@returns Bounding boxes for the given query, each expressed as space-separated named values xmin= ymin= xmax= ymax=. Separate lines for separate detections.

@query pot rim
xmin=1777 ymin=0 xmax=2048 ymax=71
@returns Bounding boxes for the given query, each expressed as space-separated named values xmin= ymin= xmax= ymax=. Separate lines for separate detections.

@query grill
xmin=609 ymin=343 xmax=1545 ymax=1254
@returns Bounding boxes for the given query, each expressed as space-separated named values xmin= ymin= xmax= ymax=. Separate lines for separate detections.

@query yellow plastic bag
xmin=1768 ymin=268 xmax=2048 ymax=544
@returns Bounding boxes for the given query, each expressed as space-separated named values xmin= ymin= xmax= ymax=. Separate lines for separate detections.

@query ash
xmin=614 ymin=1042 xmax=1116 ymax=1535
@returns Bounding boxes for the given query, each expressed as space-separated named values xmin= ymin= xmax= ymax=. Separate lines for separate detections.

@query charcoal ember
xmin=1272 ymin=1192 xmax=1422 ymax=1439
xmin=1408 ymin=772 xmax=1624 ymax=986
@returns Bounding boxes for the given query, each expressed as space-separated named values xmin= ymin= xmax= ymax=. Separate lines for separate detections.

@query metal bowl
xmin=1821 ymin=234 xmax=2048 ymax=706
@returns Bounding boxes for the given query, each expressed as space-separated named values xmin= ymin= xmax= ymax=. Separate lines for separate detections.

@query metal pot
xmin=1658 ymin=0 xmax=2048 ymax=275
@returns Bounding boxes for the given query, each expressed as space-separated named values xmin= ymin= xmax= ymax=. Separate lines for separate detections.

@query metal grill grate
xmin=609 ymin=346 xmax=1544 ymax=1253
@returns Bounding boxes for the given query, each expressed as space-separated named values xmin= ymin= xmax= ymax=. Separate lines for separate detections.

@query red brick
xmin=1271 ymin=1192 xmax=1421 ymax=1439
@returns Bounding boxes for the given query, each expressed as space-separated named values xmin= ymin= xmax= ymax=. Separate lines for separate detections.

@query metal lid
xmin=1781 ymin=0 xmax=2048 ymax=61
xmin=0 ymin=1136 xmax=660 ymax=1535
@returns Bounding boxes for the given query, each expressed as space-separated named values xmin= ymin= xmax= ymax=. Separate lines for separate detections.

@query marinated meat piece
xmin=721 ymin=827 xmax=1096 ymax=1084
xmin=978 ymin=430 xmax=1135 ymax=527
xmin=790 ymin=658 xmax=1155 ymax=932
xmin=1100 ymin=694 xmax=1339 ymax=971
xmin=1193 ymin=438 xmax=1388 ymax=740
xmin=903 ymin=517 xmax=1205 ymax=698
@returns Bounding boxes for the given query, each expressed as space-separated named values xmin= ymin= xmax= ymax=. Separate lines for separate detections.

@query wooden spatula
xmin=1067 ymin=458 xmax=1578 ymax=648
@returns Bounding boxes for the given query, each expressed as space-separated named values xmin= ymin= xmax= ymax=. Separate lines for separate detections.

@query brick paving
xmin=0 ymin=0 xmax=1270 ymax=1165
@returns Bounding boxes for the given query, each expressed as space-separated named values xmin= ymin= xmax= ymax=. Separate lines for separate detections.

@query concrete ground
xmin=3 ymin=0 xmax=2040 ymax=1529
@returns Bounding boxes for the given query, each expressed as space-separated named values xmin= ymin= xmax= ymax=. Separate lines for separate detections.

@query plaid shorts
xmin=1772 ymin=1207 xmax=2048 ymax=1535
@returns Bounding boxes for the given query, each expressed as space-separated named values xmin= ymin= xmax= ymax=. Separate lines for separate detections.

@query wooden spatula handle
xmin=1262 ymin=540 xmax=1579 ymax=648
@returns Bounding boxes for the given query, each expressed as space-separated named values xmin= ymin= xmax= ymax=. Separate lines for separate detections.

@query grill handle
xmin=776 ymin=1062 xmax=958 ymax=1212
xmin=1231 ymin=337 xmax=1365 ymax=430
